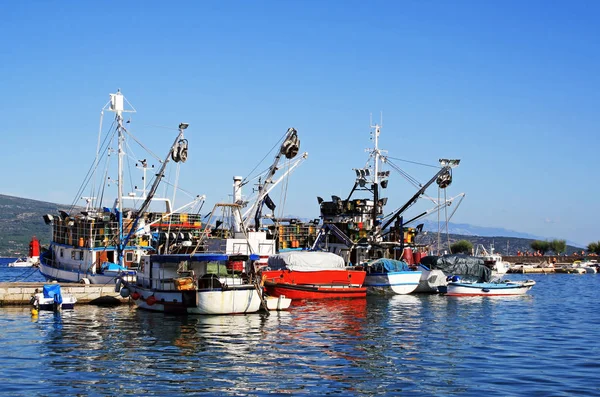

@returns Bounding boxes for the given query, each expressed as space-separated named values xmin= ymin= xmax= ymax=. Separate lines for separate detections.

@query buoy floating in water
xmin=31 ymin=308 xmax=38 ymax=316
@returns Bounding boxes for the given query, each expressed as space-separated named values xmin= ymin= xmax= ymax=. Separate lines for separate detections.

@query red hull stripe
xmin=265 ymin=283 xmax=366 ymax=299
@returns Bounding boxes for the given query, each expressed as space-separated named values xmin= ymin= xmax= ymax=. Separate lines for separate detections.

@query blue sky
xmin=1 ymin=1 xmax=598 ymax=245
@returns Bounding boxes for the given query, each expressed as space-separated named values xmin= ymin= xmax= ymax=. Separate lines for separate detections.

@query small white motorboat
xmin=8 ymin=257 xmax=39 ymax=268
xmin=440 ymin=277 xmax=535 ymax=296
xmin=31 ymin=284 xmax=77 ymax=311
xmin=265 ymin=295 xmax=292 ymax=311
xmin=573 ymin=260 xmax=597 ymax=274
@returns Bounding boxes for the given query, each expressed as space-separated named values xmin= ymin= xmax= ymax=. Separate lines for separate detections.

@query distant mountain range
xmin=0 ymin=193 xmax=586 ymax=257
xmin=417 ymin=219 xmax=584 ymax=248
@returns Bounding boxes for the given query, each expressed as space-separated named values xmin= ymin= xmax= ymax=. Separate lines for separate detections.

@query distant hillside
xmin=422 ymin=233 xmax=583 ymax=256
xmin=418 ymin=219 xmax=584 ymax=248
xmin=0 ymin=194 xmax=63 ymax=256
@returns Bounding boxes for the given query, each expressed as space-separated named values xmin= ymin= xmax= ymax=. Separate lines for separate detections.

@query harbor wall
xmin=0 ymin=282 xmax=128 ymax=306
xmin=503 ymin=255 xmax=593 ymax=265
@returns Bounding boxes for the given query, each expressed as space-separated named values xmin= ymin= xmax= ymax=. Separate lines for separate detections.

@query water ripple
xmin=1 ymin=273 xmax=600 ymax=395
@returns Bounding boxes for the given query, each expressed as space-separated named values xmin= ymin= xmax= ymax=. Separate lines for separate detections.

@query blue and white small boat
xmin=31 ymin=284 xmax=77 ymax=311
xmin=440 ymin=276 xmax=535 ymax=296
xmin=364 ymin=258 xmax=421 ymax=295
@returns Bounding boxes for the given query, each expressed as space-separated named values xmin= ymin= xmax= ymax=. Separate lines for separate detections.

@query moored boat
xmin=9 ymin=237 xmax=41 ymax=267
xmin=442 ymin=278 xmax=536 ymax=296
xmin=261 ymin=251 xmax=367 ymax=299
xmin=31 ymin=284 xmax=77 ymax=311
xmin=123 ymin=253 xmax=268 ymax=314
xmin=414 ymin=266 xmax=447 ymax=293
xmin=39 ymin=90 xmax=202 ymax=285
xmin=312 ymin=120 xmax=460 ymax=295
xmin=363 ymin=258 xmax=421 ymax=295
xmin=475 ymin=244 xmax=511 ymax=275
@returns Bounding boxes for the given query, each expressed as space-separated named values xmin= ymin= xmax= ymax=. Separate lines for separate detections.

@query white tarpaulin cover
xmin=267 ymin=251 xmax=346 ymax=271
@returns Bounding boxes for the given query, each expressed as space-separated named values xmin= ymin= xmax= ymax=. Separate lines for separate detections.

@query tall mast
xmin=106 ymin=90 xmax=135 ymax=266
xmin=369 ymin=114 xmax=384 ymax=239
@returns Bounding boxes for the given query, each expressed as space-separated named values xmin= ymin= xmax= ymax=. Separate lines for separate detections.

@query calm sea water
xmin=1 ymin=260 xmax=599 ymax=396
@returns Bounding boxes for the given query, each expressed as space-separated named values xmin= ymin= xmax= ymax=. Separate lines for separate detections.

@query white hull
xmin=414 ymin=269 xmax=447 ymax=293
xmin=493 ymin=261 xmax=511 ymax=275
xmin=444 ymin=280 xmax=535 ymax=296
xmin=364 ymin=271 xmax=421 ymax=295
xmin=39 ymin=261 xmax=134 ymax=285
xmin=8 ymin=257 xmax=39 ymax=267
xmin=131 ymin=286 xmax=263 ymax=315
xmin=32 ymin=293 xmax=77 ymax=310
xmin=265 ymin=295 xmax=292 ymax=311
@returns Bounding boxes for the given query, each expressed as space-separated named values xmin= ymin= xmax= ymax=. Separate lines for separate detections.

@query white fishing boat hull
xmin=443 ymin=280 xmax=536 ymax=296
xmin=130 ymin=286 xmax=263 ymax=315
xmin=364 ymin=271 xmax=422 ymax=295
xmin=39 ymin=260 xmax=135 ymax=285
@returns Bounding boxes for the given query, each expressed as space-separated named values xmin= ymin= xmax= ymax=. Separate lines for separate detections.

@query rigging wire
xmin=69 ymin=122 xmax=117 ymax=212
xmin=437 ymin=187 xmax=441 ymax=255
xmin=445 ymin=187 xmax=451 ymax=253
xmin=241 ymin=130 xmax=288 ymax=186
xmin=123 ymin=129 xmax=162 ymax=163
xmin=385 ymin=156 xmax=440 ymax=169
xmin=385 ymin=158 xmax=423 ymax=188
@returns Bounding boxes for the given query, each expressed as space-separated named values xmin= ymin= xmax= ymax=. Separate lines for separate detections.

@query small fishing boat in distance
xmin=9 ymin=237 xmax=41 ymax=267
xmin=441 ymin=276 xmax=535 ymax=296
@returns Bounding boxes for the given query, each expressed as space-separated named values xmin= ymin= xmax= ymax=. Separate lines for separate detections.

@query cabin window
xmin=79 ymin=251 xmax=84 ymax=260
xmin=71 ymin=251 xmax=76 ymax=260
xmin=60 ymin=249 xmax=64 ymax=258
xmin=125 ymin=252 xmax=134 ymax=262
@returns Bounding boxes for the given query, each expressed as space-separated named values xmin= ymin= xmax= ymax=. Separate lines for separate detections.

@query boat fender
xmin=114 ymin=278 xmax=122 ymax=293
xmin=80 ymin=278 xmax=91 ymax=285
xmin=131 ymin=291 xmax=141 ymax=300
xmin=146 ymin=295 xmax=157 ymax=306
xmin=482 ymin=288 xmax=490 ymax=293
xmin=120 ymin=287 xmax=130 ymax=298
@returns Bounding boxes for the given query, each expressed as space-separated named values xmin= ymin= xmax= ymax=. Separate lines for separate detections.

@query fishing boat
xmin=312 ymin=119 xmax=463 ymax=295
xmin=39 ymin=90 xmax=203 ymax=285
xmin=261 ymin=251 xmax=367 ymax=299
xmin=31 ymin=284 xmax=77 ymax=311
xmin=8 ymin=237 xmax=41 ymax=267
xmin=442 ymin=277 xmax=536 ymax=296
xmin=475 ymin=244 xmax=510 ymax=275
xmin=121 ymin=253 xmax=273 ymax=314
xmin=363 ymin=258 xmax=421 ymax=295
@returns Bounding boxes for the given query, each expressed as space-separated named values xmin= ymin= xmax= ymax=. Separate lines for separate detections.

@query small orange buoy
xmin=131 ymin=291 xmax=141 ymax=300
xmin=146 ymin=295 xmax=157 ymax=306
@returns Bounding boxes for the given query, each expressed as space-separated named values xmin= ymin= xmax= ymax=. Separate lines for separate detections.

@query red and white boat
xmin=261 ymin=251 xmax=366 ymax=299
